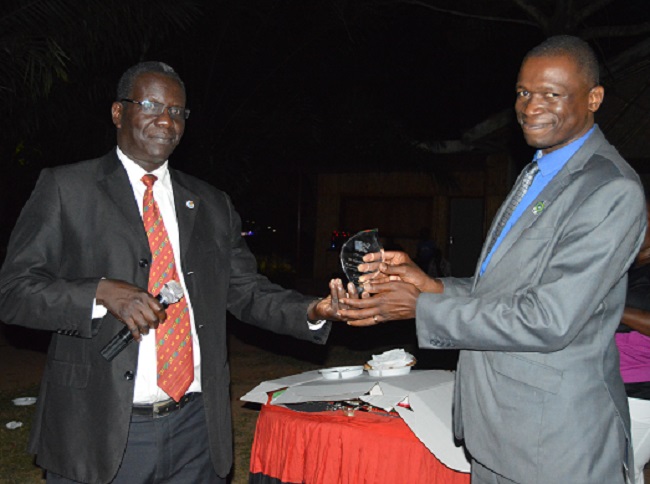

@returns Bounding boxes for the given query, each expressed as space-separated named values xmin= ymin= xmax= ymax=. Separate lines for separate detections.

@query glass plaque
xmin=340 ymin=228 xmax=383 ymax=293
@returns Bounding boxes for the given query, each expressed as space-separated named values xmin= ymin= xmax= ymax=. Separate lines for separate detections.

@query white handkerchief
xmin=367 ymin=348 xmax=415 ymax=369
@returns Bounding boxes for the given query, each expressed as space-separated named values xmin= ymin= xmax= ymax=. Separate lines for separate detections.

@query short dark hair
xmin=116 ymin=61 xmax=185 ymax=100
xmin=524 ymin=35 xmax=600 ymax=87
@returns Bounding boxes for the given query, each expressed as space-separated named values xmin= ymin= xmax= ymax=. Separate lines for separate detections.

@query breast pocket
xmin=513 ymin=226 xmax=557 ymax=280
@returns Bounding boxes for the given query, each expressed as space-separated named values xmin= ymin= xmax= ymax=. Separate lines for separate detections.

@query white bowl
xmin=319 ymin=366 xmax=364 ymax=380
xmin=367 ymin=366 xmax=412 ymax=377
xmin=12 ymin=397 xmax=37 ymax=406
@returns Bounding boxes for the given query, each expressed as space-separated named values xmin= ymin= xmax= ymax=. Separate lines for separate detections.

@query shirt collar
xmin=534 ymin=125 xmax=596 ymax=177
xmin=116 ymin=146 xmax=170 ymax=187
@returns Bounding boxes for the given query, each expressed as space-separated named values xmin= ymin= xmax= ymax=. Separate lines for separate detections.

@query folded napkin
xmin=367 ymin=349 xmax=415 ymax=369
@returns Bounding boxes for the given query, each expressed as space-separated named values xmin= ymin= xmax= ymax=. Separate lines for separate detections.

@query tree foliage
xmin=1 ymin=0 xmax=648 ymax=265
xmin=400 ymin=0 xmax=650 ymax=69
xmin=1 ymin=0 xmax=201 ymax=163
xmin=2 ymin=0 xmax=648 ymax=177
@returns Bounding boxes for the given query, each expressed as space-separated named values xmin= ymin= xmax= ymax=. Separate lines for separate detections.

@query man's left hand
xmin=308 ymin=278 xmax=358 ymax=321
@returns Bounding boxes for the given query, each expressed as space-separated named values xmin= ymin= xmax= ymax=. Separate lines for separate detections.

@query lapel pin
xmin=532 ymin=201 xmax=546 ymax=215
xmin=186 ymin=200 xmax=195 ymax=209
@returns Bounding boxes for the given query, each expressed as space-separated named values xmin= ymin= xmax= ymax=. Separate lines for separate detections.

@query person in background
xmin=414 ymin=227 xmax=438 ymax=272
xmin=0 ymin=61 xmax=349 ymax=484
xmin=617 ymin=198 xmax=650 ymax=484
xmin=338 ymin=35 xmax=646 ymax=483
xmin=414 ymin=227 xmax=450 ymax=278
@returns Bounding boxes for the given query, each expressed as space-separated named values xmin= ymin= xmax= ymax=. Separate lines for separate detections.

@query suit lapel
xmin=170 ymin=172 xmax=200 ymax=261
xmin=472 ymin=177 xmax=523 ymax=282
xmin=477 ymin=127 xmax=605 ymax=280
xmin=96 ymin=150 xmax=150 ymax=252
xmin=486 ymin=173 xmax=569 ymax=272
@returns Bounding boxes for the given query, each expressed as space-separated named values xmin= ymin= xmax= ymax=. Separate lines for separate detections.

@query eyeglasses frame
xmin=120 ymin=98 xmax=190 ymax=120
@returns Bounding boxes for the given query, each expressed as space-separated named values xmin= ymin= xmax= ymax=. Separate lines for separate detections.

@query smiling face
xmin=515 ymin=54 xmax=604 ymax=154
xmin=112 ymin=72 xmax=186 ymax=172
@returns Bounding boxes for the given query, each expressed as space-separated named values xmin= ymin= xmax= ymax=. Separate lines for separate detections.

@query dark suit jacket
xmin=0 ymin=149 xmax=330 ymax=483
xmin=416 ymin=127 xmax=646 ymax=483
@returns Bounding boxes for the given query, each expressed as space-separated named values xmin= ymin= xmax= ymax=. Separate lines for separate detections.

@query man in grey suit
xmin=0 ymin=61 xmax=348 ymax=483
xmin=339 ymin=36 xmax=646 ymax=483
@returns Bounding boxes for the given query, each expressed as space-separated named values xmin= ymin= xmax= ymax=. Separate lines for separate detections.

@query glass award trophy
xmin=340 ymin=228 xmax=383 ymax=294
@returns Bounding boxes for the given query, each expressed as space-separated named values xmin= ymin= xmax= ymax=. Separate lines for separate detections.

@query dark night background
xmin=2 ymin=0 xmax=650 ymax=281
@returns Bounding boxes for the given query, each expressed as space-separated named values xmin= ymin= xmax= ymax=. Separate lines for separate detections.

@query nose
xmin=519 ymin=93 xmax=545 ymax=116
xmin=153 ymin=108 xmax=174 ymax=126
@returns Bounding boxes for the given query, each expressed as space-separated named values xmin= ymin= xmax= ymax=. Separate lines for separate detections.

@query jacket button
xmin=124 ymin=371 xmax=134 ymax=381
xmin=139 ymin=259 xmax=149 ymax=268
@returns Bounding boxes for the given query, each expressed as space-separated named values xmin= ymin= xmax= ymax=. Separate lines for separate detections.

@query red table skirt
xmin=249 ymin=404 xmax=470 ymax=484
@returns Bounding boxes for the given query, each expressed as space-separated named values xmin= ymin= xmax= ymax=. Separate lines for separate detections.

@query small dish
xmin=367 ymin=366 xmax=412 ymax=377
xmin=12 ymin=397 xmax=37 ymax=406
xmin=319 ymin=366 xmax=364 ymax=380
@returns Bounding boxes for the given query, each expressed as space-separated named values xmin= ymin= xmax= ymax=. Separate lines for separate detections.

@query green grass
xmin=0 ymin=319 xmax=432 ymax=484
xmin=0 ymin=386 xmax=43 ymax=483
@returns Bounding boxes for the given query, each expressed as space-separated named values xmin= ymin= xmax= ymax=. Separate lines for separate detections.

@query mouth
xmin=149 ymin=135 xmax=176 ymax=144
xmin=519 ymin=119 xmax=553 ymax=133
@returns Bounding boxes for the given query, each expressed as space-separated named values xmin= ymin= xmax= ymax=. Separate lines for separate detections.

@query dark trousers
xmin=48 ymin=394 xmax=225 ymax=484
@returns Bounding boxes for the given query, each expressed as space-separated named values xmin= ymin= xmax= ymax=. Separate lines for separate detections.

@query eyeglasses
xmin=121 ymin=99 xmax=190 ymax=120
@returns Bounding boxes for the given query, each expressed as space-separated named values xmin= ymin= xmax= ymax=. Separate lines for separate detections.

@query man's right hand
xmin=359 ymin=251 xmax=443 ymax=294
xmin=96 ymin=279 xmax=167 ymax=341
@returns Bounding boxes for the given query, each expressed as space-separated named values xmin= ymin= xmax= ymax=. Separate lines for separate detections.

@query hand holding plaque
xmin=340 ymin=229 xmax=383 ymax=294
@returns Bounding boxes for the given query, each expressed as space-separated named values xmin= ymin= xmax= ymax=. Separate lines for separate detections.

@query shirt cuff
xmin=92 ymin=299 xmax=108 ymax=319
xmin=307 ymin=320 xmax=327 ymax=330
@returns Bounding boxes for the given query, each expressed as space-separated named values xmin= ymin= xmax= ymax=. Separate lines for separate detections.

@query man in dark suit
xmin=339 ymin=36 xmax=647 ymax=483
xmin=0 ymin=61 xmax=347 ymax=483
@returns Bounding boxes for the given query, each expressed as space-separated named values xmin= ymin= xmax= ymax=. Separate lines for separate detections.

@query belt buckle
xmin=151 ymin=394 xmax=191 ymax=418
xmin=152 ymin=398 xmax=178 ymax=418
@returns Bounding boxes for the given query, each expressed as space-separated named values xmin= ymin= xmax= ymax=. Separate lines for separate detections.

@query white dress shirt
xmin=94 ymin=148 xmax=202 ymax=403
xmin=93 ymin=148 xmax=324 ymax=402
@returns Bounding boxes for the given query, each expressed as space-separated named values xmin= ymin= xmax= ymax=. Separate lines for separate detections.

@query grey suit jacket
xmin=416 ymin=127 xmax=646 ymax=483
xmin=0 ymin=149 xmax=330 ymax=483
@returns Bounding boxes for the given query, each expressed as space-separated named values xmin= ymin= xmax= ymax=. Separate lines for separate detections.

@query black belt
xmin=132 ymin=393 xmax=199 ymax=418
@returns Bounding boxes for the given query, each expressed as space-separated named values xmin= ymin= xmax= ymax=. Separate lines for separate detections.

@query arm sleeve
xmin=222 ymin=194 xmax=331 ymax=344
xmin=416 ymin=177 xmax=646 ymax=352
xmin=0 ymin=170 xmax=99 ymax=337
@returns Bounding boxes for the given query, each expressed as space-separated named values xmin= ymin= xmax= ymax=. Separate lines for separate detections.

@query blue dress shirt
xmin=480 ymin=125 xmax=597 ymax=275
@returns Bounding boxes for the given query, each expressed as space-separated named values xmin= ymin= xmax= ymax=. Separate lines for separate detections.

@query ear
xmin=588 ymin=86 xmax=604 ymax=113
xmin=111 ymin=101 xmax=123 ymax=128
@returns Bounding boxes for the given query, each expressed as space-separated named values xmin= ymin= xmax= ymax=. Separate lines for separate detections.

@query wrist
xmin=422 ymin=277 xmax=444 ymax=294
xmin=307 ymin=298 xmax=323 ymax=322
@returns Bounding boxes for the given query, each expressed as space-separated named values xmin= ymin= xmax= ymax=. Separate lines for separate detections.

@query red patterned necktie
xmin=142 ymin=174 xmax=193 ymax=402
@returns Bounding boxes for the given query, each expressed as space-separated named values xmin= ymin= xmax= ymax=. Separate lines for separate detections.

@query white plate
xmin=319 ymin=366 xmax=364 ymax=380
xmin=367 ymin=366 xmax=412 ymax=377
xmin=12 ymin=397 xmax=37 ymax=406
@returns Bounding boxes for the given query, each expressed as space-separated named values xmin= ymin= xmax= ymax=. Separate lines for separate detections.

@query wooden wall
xmin=312 ymin=153 xmax=513 ymax=280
